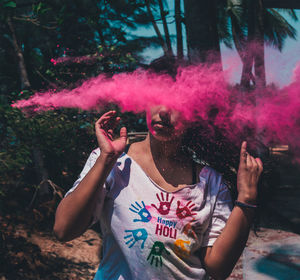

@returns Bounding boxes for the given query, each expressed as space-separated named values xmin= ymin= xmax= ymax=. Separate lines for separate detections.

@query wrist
xmin=98 ymin=152 xmax=119 ymax=165
xmin=234 ymin=200 xmax=257 ymax=209
xmin=237 ymin=192 xmax=257 ymax=205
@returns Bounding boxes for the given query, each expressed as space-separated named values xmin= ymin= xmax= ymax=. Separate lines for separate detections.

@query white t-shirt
xmin=66 ymin=148 xmax=233 ymax=280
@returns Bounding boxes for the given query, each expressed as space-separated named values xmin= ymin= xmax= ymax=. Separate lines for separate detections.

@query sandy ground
xmin=228 ymin=227 xmax=300 ymax=279
xmin=1 ymin=221 xmax=102 ymax=280
xmin=2 ymin=221 xmax=299 ymax=280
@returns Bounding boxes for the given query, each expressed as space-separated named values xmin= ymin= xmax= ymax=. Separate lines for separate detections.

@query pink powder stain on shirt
xmin=12 ymin=61 xmax=300 ymax=161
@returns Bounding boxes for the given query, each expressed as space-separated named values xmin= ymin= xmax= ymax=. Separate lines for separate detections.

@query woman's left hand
xmin=236 ymin=141 xmax=263 ymax=204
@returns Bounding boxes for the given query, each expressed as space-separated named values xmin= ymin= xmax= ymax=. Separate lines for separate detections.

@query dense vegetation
xmin=0 ymin=0 xmax=298 ymax=220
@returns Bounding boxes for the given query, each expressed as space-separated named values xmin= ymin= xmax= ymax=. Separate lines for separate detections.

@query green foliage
xmin=2 ymin=1 xmax=16 ymax=8
xmin=225 ymin=0 xmax=298 ymax=52
xmin=0 ymin=0 xmax=298 ymax=213
xmin=0 ymin=103 xmax=147 ymax=206
xmin=0 ymin=0 xmax=154 ymax=209
xmin=0 ymin=104 xmax=96 ymax=197
xmin=264 ymin=8 xmax=297 ymax=51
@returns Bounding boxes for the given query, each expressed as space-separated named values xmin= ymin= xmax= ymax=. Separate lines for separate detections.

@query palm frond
xmin=287 ymin=9 xmax=298 ymax=21
xmin=264 ymin=8 xmax=297 ymax=51
xmin=218 ymin=5 xmax=233 ymax=48
xmin=272 ymin=8 xmax=298 ymax=21
xmin=226 ymin=0 xmax=247 ymax=35
xmin=226 ymin=0 xmax=244 ymax=23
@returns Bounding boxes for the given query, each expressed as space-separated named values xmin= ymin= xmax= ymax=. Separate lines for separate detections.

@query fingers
xmin=246 ymin=154 xmax=264 ymax=179
xmin=96 ymin=111 xmax=119 ymax=129
xmin=119 ymin=127 xmax=127 ymax=143
xmin=107 ymin=129 xmax=114 ymax=140
xmin=246 ymin=151 xmax=252 ymax=167
xmin=239 ymin=140 xmax=263 ymax=174
xmin=96 ymin=111 xmax=122 ymax=133
xmin=96 ymin=110 xmax=116 ymax=125
xmin=95 ymin=111 xmax=113 ymax=132
xmin=249 ymin=154 xmax=257 ymax=167
xmin=256 ymin=157 xmax=263 ymax=174
xmin=240 ymin=141 xmax=247 ymax=164
xmin=245 ymin=153 xmax=260 ymax=171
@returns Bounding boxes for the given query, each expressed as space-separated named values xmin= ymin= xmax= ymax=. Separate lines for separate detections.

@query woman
xmin=54 ymin=107 xmax=262 ymax=280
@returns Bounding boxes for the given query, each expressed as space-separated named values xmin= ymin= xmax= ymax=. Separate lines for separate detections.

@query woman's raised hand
xmin=236 ymin=141 xmax=263 ymax=204
xmin=95 ymin=111 xmax=127 ymax=159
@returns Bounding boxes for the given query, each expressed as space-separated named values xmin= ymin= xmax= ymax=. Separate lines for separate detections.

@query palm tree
xmin=145 ymin=0 xmax=174 ymax=57
xmin=184 ymin=0 xmax=221 ymax=64
xmin=175 ymin=0 xmax=183 ymax=60
xmin=226 ymin=0 xmax=298 ymax=89
xmin=157 ymin=0 xmax=173 ymax=56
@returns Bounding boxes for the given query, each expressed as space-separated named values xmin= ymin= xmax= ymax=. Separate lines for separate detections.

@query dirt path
xmin=1 ymin=221 xmax=102 ymax=280
xmin=2 ymin=221 xmax=298 ymax=280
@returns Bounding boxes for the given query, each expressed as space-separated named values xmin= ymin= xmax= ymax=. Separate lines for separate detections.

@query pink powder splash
xmin=12 ymin=64 xmax=230 ymax=116
xmin=12 ymin=61 xmax=300 ymax=161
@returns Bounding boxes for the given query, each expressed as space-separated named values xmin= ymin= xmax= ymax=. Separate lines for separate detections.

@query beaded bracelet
xmin=234 ymin=200 xmax=257 ymax=209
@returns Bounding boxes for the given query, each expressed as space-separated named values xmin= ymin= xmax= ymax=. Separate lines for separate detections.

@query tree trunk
xmin=231 ymin=20 xmax=255 ymax=86
xmin=145 ymin=0 xmax=168 ymax=56
xmin=158 ymin=0 xmax=173 ymax=56
xmin=184 ymin=0 xmax=221 ymax=64
xmin=240 ymin=0 xmax=266 ymax=89
xmin=175 ymin=0 xmax=183 ymax=60
xmin=254 ymin=0 xmax=266 ymax=88
xmin=7 ymin=16 xmax=50 ymax=194
xmin=33 ymin=147 xmax=50 ymax=196
xmin=7 ymin=16 xmax=31 ymax=90
xmin=241 ymin=0 xmax=255 ymax=89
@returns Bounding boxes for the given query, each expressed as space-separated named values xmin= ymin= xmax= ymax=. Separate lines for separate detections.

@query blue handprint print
xmin=129 ymin=201 xmax=152 ymax=223
xmin=124 ymin=228 xmax=148 ymax=249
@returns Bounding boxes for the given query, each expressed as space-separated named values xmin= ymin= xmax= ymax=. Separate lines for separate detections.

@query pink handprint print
xmin=151 ymin=192 xmax=174 ymax=215
xmin=176 ymin=200 xmax=197 ymax=219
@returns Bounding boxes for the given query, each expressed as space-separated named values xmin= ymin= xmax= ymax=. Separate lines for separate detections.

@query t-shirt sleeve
xmin=201 ymin=181 xmax=233 ymax=247
xmin=65 ymin=148 xmax=107 ymax=226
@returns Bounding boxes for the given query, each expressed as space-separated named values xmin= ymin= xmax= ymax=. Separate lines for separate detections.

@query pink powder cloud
xmin=12 ymin=61 xmax=300 ymax=160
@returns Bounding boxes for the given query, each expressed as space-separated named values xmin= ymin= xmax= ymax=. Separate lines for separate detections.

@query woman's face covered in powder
xmin=146 ymin=106 xmax=188 ymax=141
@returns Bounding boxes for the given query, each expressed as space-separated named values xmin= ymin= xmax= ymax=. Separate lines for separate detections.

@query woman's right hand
xmin=236 ymin=141 xmax=263 ymax=204
xmin=95 ymin=110 xmax=127 ymax=159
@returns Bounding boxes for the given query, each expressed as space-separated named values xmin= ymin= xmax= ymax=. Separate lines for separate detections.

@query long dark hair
xmin=148 ymin=56 xmax=272 ymax=203
xmin=148 ymin=56 xmax=239 ymax=176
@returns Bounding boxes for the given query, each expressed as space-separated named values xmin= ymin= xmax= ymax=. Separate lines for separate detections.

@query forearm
xmin=53 ymin=153 xmax=117 ymax=241
xmin=203 ymin=141 xmax=262 ymax=279
xmin=204 ymin=205 xmax=255 ymax=279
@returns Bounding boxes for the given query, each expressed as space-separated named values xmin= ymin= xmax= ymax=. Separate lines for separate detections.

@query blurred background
xmin=0 ymin=1 xmax=300 ymax=279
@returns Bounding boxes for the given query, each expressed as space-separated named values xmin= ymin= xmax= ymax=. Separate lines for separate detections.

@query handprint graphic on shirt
xmin=124 ymin=228 xmax=148 ymax=249
xmin=174 ymin=239 xmax=191 ymax=258
xmin=151 ymin=192 xmax=174 ymax=215
xmin=176 ymin=200 xmax=197 ymax=219
xmin=129 ymin=201 xmax=152 ymax=222
xmin=147 ymin=241 xmax=170 ymax=267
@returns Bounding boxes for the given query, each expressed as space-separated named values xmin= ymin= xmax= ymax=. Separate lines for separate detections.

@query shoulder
xmin=126 ymin=140 xmax=149 ymax=163
xmin=200 ymin=166 xmax=232 ymax=206
xmin=200 ymin=166 xmax=229 ymax=193
xmin=200 ymin=166 xmax=222 ymax=183
xmin=83 ymin=148 xmax=101 ymax=167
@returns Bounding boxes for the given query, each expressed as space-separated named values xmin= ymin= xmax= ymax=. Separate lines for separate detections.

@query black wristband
xmin=234 ymin=200 xmax=257 ymax=209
